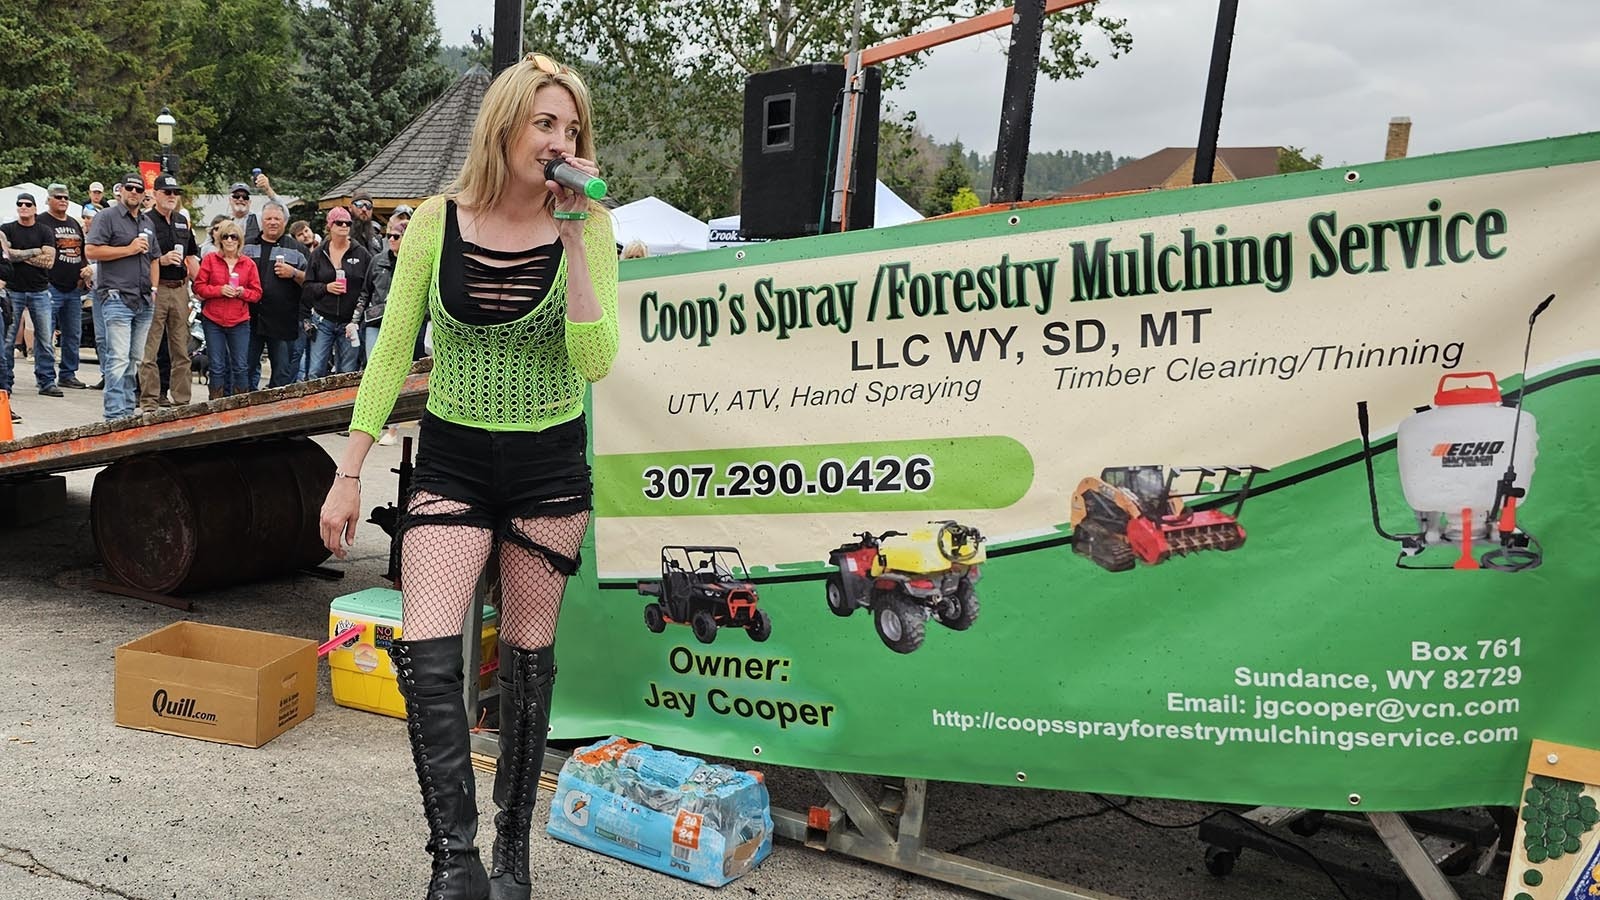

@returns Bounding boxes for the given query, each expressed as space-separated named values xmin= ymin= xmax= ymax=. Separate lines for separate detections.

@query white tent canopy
xmin=707 ymin=180 xmax=921 ymax=247
xmin=610 ymin=196 xmax=708 ymax=256
xmin=0 ymin=183 xmax=84 ymax=224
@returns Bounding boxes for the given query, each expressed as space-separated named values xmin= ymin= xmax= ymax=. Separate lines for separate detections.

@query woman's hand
xmin=548 ymin=154 xmax=599 ymax=244
xmin=319 ymin=477 xmax=362 ymax=559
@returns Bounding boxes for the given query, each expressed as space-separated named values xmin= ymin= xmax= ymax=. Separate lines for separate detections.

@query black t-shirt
xmin=43 ymin=214 xmax=86 ymax=290
xmin=144 ymin=209 xmax=194 ymax=283
xmin=0 ymin=219 xmax=58 ymax=293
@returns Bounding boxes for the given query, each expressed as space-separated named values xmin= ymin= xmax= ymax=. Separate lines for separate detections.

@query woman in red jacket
xmin=193 ymin=220 xmax=263 ymax=397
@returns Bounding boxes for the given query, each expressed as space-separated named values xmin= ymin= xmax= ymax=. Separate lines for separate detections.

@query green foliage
xmin=285 ymin=0 xmax=452 ymax=187
xmin=172 ymin=0 xmax=298 ymax=188
xmin=969 ymin=149 xmax=1136 ymax=199
xmin=949 ymin=186 xmax=980 ymax=213
xmin=0 ymin=3 xmax=107 ymax=185
xmin=1278 ymin=146 xmax=1324 ymax=173
xmin=525 ymin=0 xmax=1131 ymax=217
xmin=929 ymin=143 xmax=973 ymax=214
xmin=437 ymin=43 xmax=492 ymax=75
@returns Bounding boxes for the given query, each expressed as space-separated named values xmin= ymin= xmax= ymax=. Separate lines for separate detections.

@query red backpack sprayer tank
xmin=1356 ymin=294 xmax=1552 ymax=572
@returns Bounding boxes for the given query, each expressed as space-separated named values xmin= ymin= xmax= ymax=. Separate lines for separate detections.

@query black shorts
xmin=399 ymin=411 xmax=592 ymax=574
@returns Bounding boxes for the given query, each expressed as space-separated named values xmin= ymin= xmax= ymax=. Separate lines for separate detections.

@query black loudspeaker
xmin=740 ymin=63 xmax=880 ymax=239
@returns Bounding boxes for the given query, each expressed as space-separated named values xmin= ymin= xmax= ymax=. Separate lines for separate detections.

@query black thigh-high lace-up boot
xmin=391 ymin=636 xmax=490 ymax=900
xmin=488 ymin=643 xmax=556 ymax=900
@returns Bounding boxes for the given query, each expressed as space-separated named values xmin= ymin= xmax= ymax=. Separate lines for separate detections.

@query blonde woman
xmin=318 ymin=52 xmax=618 ymax=900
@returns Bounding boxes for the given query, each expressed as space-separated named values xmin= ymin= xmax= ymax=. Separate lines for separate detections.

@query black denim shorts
xmin=400 ymin=411 xmax=593 ymax=574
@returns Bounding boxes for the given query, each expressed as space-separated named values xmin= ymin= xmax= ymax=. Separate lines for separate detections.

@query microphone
xmin=544 ymin=158 xmax=607 ymax=201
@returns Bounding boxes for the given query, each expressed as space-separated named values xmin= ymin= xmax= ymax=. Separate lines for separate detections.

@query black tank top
xmin=440 ymin=200 xmax=565 ymax=326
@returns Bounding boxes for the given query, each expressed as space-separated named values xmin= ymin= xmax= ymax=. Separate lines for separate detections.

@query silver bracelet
xmin=334 ymin=471 xmax=361 ymax=481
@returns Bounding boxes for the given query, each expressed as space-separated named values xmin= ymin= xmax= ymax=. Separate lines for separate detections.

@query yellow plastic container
xmin=878 ymin=526 xmax=987 ymax=574
xmin=328 ymin=587 xmax=498 ymax=719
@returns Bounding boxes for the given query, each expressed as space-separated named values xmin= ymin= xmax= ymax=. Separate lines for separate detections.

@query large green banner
xmin=549 ymin=133 xmax=1600 ymax=811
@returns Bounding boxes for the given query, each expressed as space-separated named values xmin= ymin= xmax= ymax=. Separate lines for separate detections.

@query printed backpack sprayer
xmin=1356 ymin=293 xmax=1553 ymax=572
xmin=637 ymin=546 xmax=772 ymax=644
xmin=824 ymin=521 xmax=985 ymax=654
xmin=1068 ymin=466 xmax=1266 ymax=572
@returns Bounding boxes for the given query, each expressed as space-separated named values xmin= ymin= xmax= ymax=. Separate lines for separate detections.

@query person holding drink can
xmin=193 ymin=220 xmax=261 ymax=396
xmin=302 ymin=205 xmax=371 ymax=378
xmin=84 ymin=173 xmax=160 ymax=420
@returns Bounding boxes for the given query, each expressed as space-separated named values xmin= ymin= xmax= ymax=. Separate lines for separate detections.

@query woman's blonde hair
xmin=452 ymin=53 xmax=600 ymax=213
xmin=213 ymin=219 xmax=245 ymax=252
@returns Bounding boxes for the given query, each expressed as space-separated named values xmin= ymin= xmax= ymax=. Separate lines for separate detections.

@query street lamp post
xmin=155 ymin=107 xmax=176 ymax=175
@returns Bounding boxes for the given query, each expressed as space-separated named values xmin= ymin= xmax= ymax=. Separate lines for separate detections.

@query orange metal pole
xmin=860 ymin=0 xmax=1092 ymax=67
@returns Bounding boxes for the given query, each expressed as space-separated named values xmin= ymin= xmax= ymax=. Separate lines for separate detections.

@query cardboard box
xmin=115 ymin=622 xmax=317 ymax=748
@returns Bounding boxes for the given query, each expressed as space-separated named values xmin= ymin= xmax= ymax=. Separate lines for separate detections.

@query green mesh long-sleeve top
xmin=350 ymin=195 xmax=620 ymax=438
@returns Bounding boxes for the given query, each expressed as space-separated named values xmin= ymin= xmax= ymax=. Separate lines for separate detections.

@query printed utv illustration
xmin=1069 ymin=465 xmax=1265 ymax=572
xmin=1356 ymin=294 xmax=1552 ymax=572
xmin=825 ymin=521 xmax=985 ymax=654
xmin=637 ymin=546 xmax=772 ymax=644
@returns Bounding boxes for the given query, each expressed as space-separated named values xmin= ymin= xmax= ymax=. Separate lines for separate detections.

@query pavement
xmin=0 ymin=362 xmax=1516 ymax=900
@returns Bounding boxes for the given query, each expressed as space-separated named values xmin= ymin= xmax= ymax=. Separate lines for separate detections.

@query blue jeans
xmin=363 ymin=324 xmax=382 ymax=369
xmin=308 ymin=312 xmax=358 ymax=378
xmin=101 ymin=292 xmax=154 ymax=419
xmin=249 ymin=333 xmax=297 ymax=389
xmin=3 ymin=290 xmax=56 ymax=392
xmin=293 ymin=324 xmax=311 ymax=380
xmin=202 ymin=318 xmax=252 ymax=396
xmin=48 ymin=285 xmax=84 ymax=381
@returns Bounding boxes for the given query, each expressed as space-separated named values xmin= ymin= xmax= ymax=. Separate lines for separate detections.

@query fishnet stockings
xmin=400 ymin=491 xmax=590 ymax=649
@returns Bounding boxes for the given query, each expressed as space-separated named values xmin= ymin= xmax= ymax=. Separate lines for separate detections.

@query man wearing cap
xmin=1 ymin=191 xmax=61 ymax=398
xmin=85 ymin=173 xmax=159 ymax=420
xmin=349 ymin=189 xmax=383 ymax=254
xmin=84 ymin=182 xmax=106 ymax=214
xmin=42 ymin=184 xmax=92 ymax=389
xmin=226 ymin=182 xmax=262 ymax=244
xmin=138 ymin=173 xmax=199 ymax=411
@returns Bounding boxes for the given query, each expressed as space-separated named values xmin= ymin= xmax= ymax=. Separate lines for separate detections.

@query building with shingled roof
xmin=319 ymin=65 xmax=492 ymax=214
xmin=1055 ymin=146 xmax=1284 ymax=198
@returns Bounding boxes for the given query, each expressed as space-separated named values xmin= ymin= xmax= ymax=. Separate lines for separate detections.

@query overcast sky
xmin=432 ymin=1 xmax=1599 ymax=167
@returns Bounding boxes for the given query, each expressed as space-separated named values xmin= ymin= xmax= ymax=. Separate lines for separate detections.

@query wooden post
xmin=492 ymin=0 xmax=524 ymax=76
xmin=1192 ymin=0 xmax=1239 ymax=185
xmin=989 ymin=0 xmax=1047 ymax=204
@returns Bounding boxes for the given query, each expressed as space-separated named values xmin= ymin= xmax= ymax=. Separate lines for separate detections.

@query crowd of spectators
xmin=1 ymin=175 xmax=415 ymax=431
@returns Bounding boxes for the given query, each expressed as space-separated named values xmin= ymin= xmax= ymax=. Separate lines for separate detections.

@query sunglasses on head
xmin=526 ymin=52 xmax=574 ymax=77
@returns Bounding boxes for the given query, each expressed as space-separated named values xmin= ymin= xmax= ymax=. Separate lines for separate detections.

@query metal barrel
xmin=91 ymin=438 xmax=335 ymax=595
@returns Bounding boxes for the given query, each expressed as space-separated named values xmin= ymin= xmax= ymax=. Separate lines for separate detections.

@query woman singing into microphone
xmin=319 ymin=52 xmax=618 ymax=900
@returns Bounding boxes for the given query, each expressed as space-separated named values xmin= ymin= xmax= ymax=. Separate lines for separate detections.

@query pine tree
xmin=285 ymin=0 xmax=451 ymax=191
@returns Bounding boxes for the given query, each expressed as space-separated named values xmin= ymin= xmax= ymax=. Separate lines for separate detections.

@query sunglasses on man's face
xmin=158 ymin=189 xmax=180 ymax=196
xmin=16 ymin=202 xmax=33 ymax=208
xmin=125 ymin=186 xmax=145 ymax=194
xmin=352 ymin=201 xmax=372 ymax=210
xmin=231 ymin=193 xmax=249 ymax=200
xmin=387 ymin=233 xmax=403 ymax=240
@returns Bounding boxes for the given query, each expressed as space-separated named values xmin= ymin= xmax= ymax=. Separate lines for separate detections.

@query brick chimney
xmin=1385 ymin=117 xmax=1412 ymax=160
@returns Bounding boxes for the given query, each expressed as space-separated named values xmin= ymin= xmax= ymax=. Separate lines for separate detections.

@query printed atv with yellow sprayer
xmin=825 ymin=521 xmax=985 ymax=654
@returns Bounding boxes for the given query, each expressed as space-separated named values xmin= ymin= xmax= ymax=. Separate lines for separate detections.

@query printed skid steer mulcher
xmin=1069 ymin=466 xmax=1265 ymax=572
xmin=825 ymin=521 xmax=985 ymax=654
